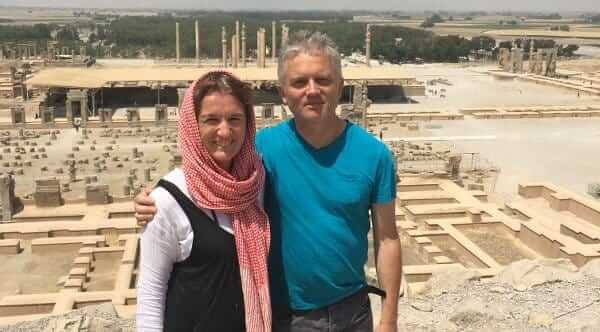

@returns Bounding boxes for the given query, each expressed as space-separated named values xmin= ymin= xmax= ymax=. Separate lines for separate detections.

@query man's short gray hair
xmin=277 ymin=30 xmax=343 ymax=86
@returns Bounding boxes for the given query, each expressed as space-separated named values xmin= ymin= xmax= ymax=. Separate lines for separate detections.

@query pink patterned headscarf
xmin=178 ymin=71 xmax=271 ymax=332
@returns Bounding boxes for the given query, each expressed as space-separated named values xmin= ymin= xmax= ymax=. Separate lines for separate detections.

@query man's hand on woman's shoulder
xmin=135 ymin=186 xmax=157 ymax=226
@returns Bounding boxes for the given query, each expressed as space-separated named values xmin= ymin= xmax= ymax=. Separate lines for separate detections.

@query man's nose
xmin=307 ymin=79 xmax=319 ymax=95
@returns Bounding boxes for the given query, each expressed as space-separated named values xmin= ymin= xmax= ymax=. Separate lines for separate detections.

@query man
xmin=135 ymin=31 xmax=402 ymax=332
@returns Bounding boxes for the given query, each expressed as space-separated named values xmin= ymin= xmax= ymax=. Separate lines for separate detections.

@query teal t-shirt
xmin=256 ymin=120 xmax=396 ymax=310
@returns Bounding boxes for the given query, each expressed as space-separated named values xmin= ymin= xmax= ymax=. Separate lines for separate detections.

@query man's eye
xmin=291 ymin=80 xmax=306 ymax=88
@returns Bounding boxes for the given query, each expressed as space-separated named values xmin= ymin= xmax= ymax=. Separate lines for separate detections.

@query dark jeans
xmin=273 ymin=288 xmax=373 ymax=332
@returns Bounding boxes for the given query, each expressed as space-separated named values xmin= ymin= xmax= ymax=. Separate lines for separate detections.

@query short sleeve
xmin=371 ymin=145 xmax=397 ymax=204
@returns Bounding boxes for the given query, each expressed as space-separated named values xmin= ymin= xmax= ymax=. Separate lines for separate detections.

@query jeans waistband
xmin=283 ymin=285 xmax=385 ymax=316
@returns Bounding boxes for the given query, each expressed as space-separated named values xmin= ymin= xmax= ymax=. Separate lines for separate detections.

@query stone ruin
xmin=40 ymin=106 xmax=55 ymax=126
xmin=499 ymin=43 xmax=558 ymax=77
xmin=10 ymin=105 xmax=26 ymax=126
xmin=126 ymin=108 xmax=140 ymax=127
xmin=261 ymin=103 xmax=274 ymax=119
xmin=154 ymin=104 xmax=168 ymax=126
xmin=65 ymin=89 xmax=89 ymax=126
xmin=498 ymin=48 xmax=511 ymax=71
xmin=86 ymin=184 xmax=111 ymax=205
xmin=33 ymin=177 xmax=62 ymax=207
xmin=1 ymin=174 xmax=17 ymax=222
xmin=99 ymin=108 xmax=113 ymax=125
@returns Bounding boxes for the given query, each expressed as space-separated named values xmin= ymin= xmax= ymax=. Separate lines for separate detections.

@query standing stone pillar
xmin=241 ymin=24 xmax=247 ymax=67
xmin=528 ymin=40 xmax=535 ymax=73
xmin=231 ymin=35 xmax=238 ymax=68
xmin=272 ymin=21 xmax=277 ymax=60
xmin=535 ymin=50 xmax=544 ymax=75
xmin=176 ymin=22 xmax=181 ymax=63
xmin=195 ymin=20 xmax=200 ymax=65
xmin=365 ymin=24 xmax=371 ymax=67
xmin=155 ymin=104 xmax=168 ymax=126
xmin=281 ymin=24 xmax=289 ymax=51
xmin=221 ymin=27 xmax=227 ymax=67
xmin=257 ymin=29 xmax=262 ymax=67
xmin=511 ymin=48 xmax=523 ymax=73
xmin=100 ymin=108 xmax=113 ymax=125
xmin=235 ymin=21 xmax=240 ymax=67
xmin=257 ymin=28 xmax=266 ymax=68
xmin=545 ymin=47 xmax=558 ymax=77
xmin=1 ymin=174 xmax=16 ymax=222
xmin=0 ymin=47 xmax=4 ymax=61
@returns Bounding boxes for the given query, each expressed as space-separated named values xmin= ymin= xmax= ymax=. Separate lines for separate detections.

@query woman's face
xmin=196 ymin=92 xmax=247 ymax=171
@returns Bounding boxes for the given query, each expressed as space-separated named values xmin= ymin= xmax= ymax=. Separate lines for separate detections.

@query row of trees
xmin=0 ymin=24 xmax=52 ymax=41
xmin=0 ymin=13 xmax=583 ymax=63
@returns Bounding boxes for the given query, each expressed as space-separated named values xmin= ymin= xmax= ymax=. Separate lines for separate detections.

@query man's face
xmin=280 ymin=53 xmax=343 ymax=122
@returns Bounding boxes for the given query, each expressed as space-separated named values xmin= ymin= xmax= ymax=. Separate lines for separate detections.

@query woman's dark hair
xmin=193 ymin=71 xmax=253 ymax=119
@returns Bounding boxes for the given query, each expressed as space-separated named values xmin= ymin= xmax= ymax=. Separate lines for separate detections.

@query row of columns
xmin=0 ymin=43 xmax=89 ymax=61
xmin=220 ymin=21 xmax=284 ymax=68
xmin=175 ymin=20 xmax=203 ymax=65
xmin=498 ymin=40 xmax=558 ymax=76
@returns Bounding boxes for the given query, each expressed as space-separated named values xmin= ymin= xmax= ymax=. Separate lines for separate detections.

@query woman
xmin=136 ymin=71 xmax=271 ymax=332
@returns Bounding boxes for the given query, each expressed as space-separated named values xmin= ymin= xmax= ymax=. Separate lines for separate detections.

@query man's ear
xmin=278 ymin=85 xmax=288 ymax=106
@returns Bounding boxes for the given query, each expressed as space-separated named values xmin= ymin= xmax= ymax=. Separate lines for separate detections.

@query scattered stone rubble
xmin=0 ymin=303 xmax=134 ymax=332
xmin=393 ymin=259 xmax=600 ymax=332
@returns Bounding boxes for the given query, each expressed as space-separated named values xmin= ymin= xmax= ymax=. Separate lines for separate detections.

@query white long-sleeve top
xmin=136 ymin=168 xmax=264 ymax=331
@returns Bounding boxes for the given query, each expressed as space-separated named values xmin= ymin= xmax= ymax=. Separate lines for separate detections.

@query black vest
xmin=158 ymin=179 xmax=245 ymax=332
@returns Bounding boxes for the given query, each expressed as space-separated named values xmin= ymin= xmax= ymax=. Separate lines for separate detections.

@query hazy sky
xmin=0 ymin=0 xmax=598 ymax=12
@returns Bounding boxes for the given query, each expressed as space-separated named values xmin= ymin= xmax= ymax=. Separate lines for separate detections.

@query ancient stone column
xmin=231 ymin=35 xmax=238 ymax=68
xmin=195 ymin=20 xmax=200 ymax=65
xmin=222 ymin=27 xmax=227 ymax=67
xmin=545 ymin=47 xmax=558 ymax=77
xmin=511 ymin=48 xmax=523 ymax=73
xmin=257 ymin=28 xmax=267 ymax=68
xmin=235 ymin=21 xmax=240 ymax=66
xmin=281 ymin=24 xmax=289 ymax=51
xmin=272 ymin=21 xmax=277 ymax=60
xmin=241 ymin=24 xmax=247 ymax=67
xmin=1 ymin=174 xmax=16 ymax=222
xmin=535 ymin=50 xmax=544 ymax=75
xmin=257 ymin=29 xmax=262 ymax=67
xmin=528 ymin=40 xmax=535 ymax=73
xmin=365 ymin=24 xmax=371 ymax=67
xmin=176 ymin=22 xmax=181 ymax=63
